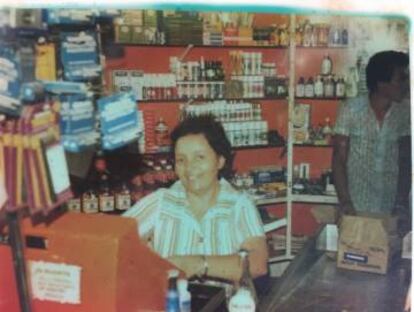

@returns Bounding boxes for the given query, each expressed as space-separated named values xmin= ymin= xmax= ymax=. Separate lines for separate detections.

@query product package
xmin=337 ymin=214 xmax=401 ymax=274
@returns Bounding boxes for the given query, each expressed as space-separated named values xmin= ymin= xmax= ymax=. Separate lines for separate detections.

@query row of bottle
xmin=129 ymin=157 xmax=178 ymax=201
xmin=293 ymin=117 xmax=334 ymax=145
xmin=170 ymin=56 xmax=225 ymax=82
xmin=67 ymin=154 xmax=132 ymax=214
xmin=298 ymin=20 xmax=348 ymax=47
xmin=296 ymin=75 xmax=346 ymax=98
xmin=180 ymin=100 xmax=263 ymax=124
xmin=229 ymin=50 xmax=263 ymax=76
xmin=223 ymin=120 xmax=269 ymax=147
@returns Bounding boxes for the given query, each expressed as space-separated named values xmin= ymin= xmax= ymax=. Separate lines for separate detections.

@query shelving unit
xmin=105 ymin=12 xmax=347 ymax=264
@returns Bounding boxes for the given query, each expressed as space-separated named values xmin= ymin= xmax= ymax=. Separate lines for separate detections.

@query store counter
xmin=258 ymin=229 xmax=411 ymax=312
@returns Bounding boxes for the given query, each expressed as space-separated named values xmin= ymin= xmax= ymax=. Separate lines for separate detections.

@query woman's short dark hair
xmin=170 ymin=114 xmax=234 ymax=179
xmin=366 ymin=50 xmax=409 ymax=92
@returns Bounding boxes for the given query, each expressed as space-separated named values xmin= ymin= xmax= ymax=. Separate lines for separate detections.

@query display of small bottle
xmin=166 ymin=270 xmax=180 ymax=312
xmin=228 ymin=250 xmax=257 ymax=312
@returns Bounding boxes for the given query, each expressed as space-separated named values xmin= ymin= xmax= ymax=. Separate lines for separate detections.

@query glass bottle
xmin=228 ymin=250 xmax=256 ymax=312
xmin=81 ymin=189 xmax=99 ymax=214
xmin=345 ymin=66 xmax=359 ymax=98
xmin=115 ymin=182 xmax=131 ymax=211
xmin=303 ymin=20 xmax=313 ymax=47
xmin=321 ymin=54 xmax=332 ymax=76
xmin=305 ymin=77 xmax=315 ymax=98
xmin=296 ymin=77 xmax=305 ymax=97
xmin=322 ymin=117 xmax=333 ymax=144
xmin=335 ymin=76 xmax=346 ymax=98
xmin=155 ymin=117 xmax=169 ymax=152
xmin=324 ymin=75 xmax=335 ymax=98
xmin=314 ymin=75 xmax=324 ymax=97
xmin=92 ymin=151 xmax=115 ymax=213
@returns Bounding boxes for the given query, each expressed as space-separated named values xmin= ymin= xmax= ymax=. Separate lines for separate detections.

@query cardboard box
xmin=337 ymin=214 xmax=400 ymax=274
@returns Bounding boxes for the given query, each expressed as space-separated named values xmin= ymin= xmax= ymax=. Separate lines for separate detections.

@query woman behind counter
xmin=123 ymin=115 xmax=268 ymax=283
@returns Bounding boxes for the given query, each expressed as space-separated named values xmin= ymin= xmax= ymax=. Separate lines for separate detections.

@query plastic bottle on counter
xmin=166 ymin=270 xmax=180 ymax=312
xmin=177 ymin=278 xmax=192 ymax=312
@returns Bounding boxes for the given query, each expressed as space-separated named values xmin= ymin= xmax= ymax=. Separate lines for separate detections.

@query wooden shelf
xmin=138 ymin=97 xmax=287 ymax=103
xmin=111 ymin=42 xmax=288 ymax=49
xmin=295 ymin=97 xmax=346 ymax=101
xmin=256 ymin=196 xmax=287 ymax=206
xmin=142 ymin=144 xmax=285 ymax=156
xmin=294 ymin=144 xmax=332 ymax=148
xmin=255 ymin=194 xmax=338 ymax=205
xmin=292 ymin=194 xmax=338 ymax=204
xmin=296 ymin=45 xmax=349 ymax=49
xmin=263 ymin=218 xmax=287 ymax=233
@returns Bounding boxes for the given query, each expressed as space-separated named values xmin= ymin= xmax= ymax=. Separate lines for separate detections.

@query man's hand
xmin=336 ymin=201 xmax=356 ymax=224
xmin=392 ymin=203 xmax=411 ymax=237
xmin=341 ymin=201 xmax=356 ymax=216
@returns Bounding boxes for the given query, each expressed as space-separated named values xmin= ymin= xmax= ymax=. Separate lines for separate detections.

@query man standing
xmin=332 ymin=51 xmax=410 ymax=227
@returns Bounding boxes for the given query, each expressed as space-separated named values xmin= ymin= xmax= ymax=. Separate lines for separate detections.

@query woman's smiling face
xmin=174 ymin=134 xmax=225 ymax=196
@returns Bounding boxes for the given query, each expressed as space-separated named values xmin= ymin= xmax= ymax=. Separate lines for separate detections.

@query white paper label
xmin=45 ymin=144 xmax=71 ymax=195
xmin=29 ymin=261 xmax=81 ymax=304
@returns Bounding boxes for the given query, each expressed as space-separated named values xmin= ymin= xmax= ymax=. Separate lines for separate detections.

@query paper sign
xmin=45 ymin=144 xmax=71 ymax=195
xmin=29 ymin=260 xmax=81 ymax=304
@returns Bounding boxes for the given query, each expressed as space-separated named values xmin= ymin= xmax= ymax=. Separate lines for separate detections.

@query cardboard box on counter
xmin=337 ymin=213 xmax=401 ymax=274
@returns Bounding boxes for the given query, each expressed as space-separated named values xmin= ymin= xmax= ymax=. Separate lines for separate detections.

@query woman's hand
xmin=167 ymin=256 xmax=204 ymax=279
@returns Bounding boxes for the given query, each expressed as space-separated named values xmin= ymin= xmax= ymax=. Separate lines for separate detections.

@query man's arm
xmin=332 ymin=134 xmax=356 ymax=215
xmin=393 ymin=135 xmax=411 ymax=213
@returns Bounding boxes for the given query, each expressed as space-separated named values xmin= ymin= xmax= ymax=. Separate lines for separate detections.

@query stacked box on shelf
xmin=163 ymin=14 xmax=203 ymax=45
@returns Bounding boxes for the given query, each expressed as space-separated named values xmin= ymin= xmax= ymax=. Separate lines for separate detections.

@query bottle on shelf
xmin=94 ymin=153 xmax=115 ymax=213
xmin=228 ymin=250 xmax=257 ymax=312
xmin=115 ymin=182 xmax=132 ymax=211
xmin=81 ymin=189 xmax=99 ymax=214
xmin=155 ymin=117 xmax=170 ymax=152
xmin=323 ymin=75 xmax=335 ymax=98
xmin=345 ymin=66 xmax=359 ymax=98
xmin=314 ymin=75 xmax=324 ymax=97
xmin=296 ymin=76 xmax=305 ymax=97
xmin=322 ymin=117 xmax=333 ymax=144
xmin=321 ymin=54 xmax=333 ymax=76
xmin=165 ymin=269 xmax=180 ymax=312
xmin=335 ymin=76 xmax=346 ymax=98
xmin=304 ymin=77 xmax=315 ymax=98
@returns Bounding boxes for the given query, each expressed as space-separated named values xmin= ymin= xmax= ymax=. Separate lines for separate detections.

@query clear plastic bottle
xmin=165 ymin=270 xmax=180 ymax=312
xmin=177 ymin=279 xmax=191 ymax=312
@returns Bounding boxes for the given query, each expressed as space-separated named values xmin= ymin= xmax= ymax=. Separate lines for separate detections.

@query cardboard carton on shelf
xmin=337 ymin=213 xmax=401 ymax=275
